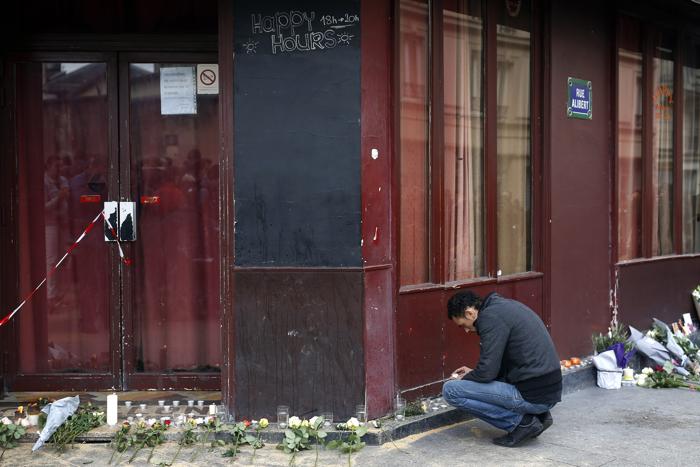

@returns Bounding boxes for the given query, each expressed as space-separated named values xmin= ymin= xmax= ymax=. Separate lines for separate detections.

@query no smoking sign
xmin=197 ymin=64 xmax=219 ymax=94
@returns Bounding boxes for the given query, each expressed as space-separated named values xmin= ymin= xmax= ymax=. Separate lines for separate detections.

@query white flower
xmin=195 ymin=417 xmax=204 ymax=425
xmin=641 ymin=367 xmax=654 ymax=375
xmin=259 ymin=418 xmax=269 ymax=428
xmin=288 ymin=416 xmax=302 ymax=429
xmin=346 ymin=417 xmax=360 ymax=430
xmin=20 ymin=418 xmax=30 ymax=427
xmin=1 ymin=417 xmax=12 ymax=425
xmin=310 ymin=416 xmax=320 ymax=428
xmin=147 ymin=418 xmax=156 ymax=426
xmin=636 ymin=374 xmax=648 ymax=386
xmin=301 ymin=419 xmax=310 ymax=428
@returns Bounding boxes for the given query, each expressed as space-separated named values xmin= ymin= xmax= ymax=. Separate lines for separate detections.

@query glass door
xmin=120 ymin=54 xmax=221 ymax=390
xmin=4 ymin=53 xmax=221 ymax=392
xmin=7 ymin=55 xmax=121 ymax=390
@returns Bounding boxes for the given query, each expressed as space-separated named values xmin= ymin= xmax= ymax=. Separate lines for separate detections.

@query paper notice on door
xmin=160 ymin=66 xmax=197 ymax=115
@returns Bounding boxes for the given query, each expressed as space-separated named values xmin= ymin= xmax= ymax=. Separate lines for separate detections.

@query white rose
xmin=1 ymin=417 xmax=12 ymax=425
xmin=636 ymin=375 xmax=648 ymax=386
xmin=147 ymin=418 xmax=156 ymax=426
xmin=195 ymin=417 xmax=204 ymax=425
xmin=288 ymin=416 xmax=302 ymax=429
xmin=641 ymin=367 xmax=654 ymax=375
xmin=20 ymin=418 xmax=30 ymax=427
xmin=310 ymin=416 xmax=320 ymax=428
xmin=346 ymin=417 xmax=360 ymax=430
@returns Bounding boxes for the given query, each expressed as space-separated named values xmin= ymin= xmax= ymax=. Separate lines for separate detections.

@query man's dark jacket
xmin=463 ymin=293 xmax=562 ymax=405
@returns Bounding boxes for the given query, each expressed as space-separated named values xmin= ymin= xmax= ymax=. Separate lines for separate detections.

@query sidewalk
xmin=3 ymin=385 xmax=698 ymax=466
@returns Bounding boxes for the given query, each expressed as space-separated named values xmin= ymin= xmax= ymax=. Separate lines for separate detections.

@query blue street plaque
xmin=567 ymin=77 xmax=592 ymax=120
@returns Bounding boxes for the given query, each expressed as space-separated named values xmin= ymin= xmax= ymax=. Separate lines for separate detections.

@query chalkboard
xmin=233 ymin=0 xmax=361 ymax=267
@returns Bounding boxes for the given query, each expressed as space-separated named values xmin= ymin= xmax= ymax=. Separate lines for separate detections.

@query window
xmin=683 ymin=41 xmax=700 ymax=253
xmin=616 ymin=16 xmax=700 ymax=260
xmin=399 ymin=0 xmax=537 ymax=287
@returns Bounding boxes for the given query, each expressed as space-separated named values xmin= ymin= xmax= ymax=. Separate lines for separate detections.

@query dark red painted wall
xmin=616 ymin=257 xmax=700 ymax=330
xmin=547 ymin=0 xmax=613 ymax=358
xmin=360 ymin=0 xmax=396 ymax=419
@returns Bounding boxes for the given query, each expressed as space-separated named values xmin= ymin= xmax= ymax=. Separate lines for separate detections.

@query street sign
xmin=567 ymin=77 xmax=592 ymax=120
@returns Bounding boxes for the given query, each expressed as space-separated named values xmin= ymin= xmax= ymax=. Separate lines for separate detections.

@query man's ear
xmin=465 ymin=307 xmax=477 ymax=320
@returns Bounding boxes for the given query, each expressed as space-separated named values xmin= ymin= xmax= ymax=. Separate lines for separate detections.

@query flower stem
xmin=170 ymin=442 xmax=184 ymax=466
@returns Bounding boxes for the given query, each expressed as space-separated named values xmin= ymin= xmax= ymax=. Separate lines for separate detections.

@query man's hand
xmin=450 ymin=366 xmax=471 ymax=380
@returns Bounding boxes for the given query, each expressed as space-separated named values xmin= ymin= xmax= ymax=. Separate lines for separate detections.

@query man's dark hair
xmin=447 ymin=291 xmax=483 ymax=320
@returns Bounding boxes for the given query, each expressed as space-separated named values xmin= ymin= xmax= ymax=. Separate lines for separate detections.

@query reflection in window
xmin=496 ymin=13 xmax=531 ymax=275
xmin=617 ymin=39 xmax=643 ymax=260
xmin=399 ymin=0 xmax=430 ymax=286
xmin=683 ymin=43 xmax=700 ymax=253
xmin=16 ymin=62 xmax=111 ymax=373
xmin=652 ymin=35 xmax=675 ymax=256
xmin=444 ymin=0 xmax=484 ymax=280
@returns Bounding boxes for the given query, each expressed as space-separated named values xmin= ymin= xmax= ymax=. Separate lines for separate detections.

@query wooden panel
xmin=617 ymin=257 xmax=700 ymax=329
xmin=548 ymin=0 xmax=613 ymax=358
xmin=234 ymin=271 xmax=364 ymax=420
xmin=361 ymin=0 xmax=395 ymax=418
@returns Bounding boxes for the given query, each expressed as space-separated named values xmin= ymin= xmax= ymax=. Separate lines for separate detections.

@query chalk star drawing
xmin=337 ymin=32 xmax=354 ymax=45
xmin=242 ymin=39 xmax=259 ymax=54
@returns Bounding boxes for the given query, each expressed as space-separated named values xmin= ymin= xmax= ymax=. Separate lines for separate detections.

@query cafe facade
xmin=1 ymin=0 xmax=700 ymax=419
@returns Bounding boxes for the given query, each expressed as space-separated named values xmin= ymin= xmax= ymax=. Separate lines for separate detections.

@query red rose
xmin=164 ymin=419 xmax=171 ymax=426
xmin=243 ymin=419 xmax=251 ymax=427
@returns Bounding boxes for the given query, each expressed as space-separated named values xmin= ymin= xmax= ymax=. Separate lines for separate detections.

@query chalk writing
xmin=248 ymin=10 xmax=359 ymax=55
xmin=320 ymin=13 xmax=359 ymax=27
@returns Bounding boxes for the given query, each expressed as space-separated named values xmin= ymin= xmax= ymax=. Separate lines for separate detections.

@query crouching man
xmin=443 ymin=291 xmax=562 ymax=447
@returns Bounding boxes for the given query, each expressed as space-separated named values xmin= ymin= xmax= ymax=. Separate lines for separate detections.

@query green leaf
xmin=326 ymin=440 xmax=339 ymax=450
xmin=357 ymin=426 xmax=368 ymax=437
xmin=317 ymin=431 xmax=327 ymax=439
xmin=285 ymin=429 xmax=295 ymax=439
xmin=14 ymin=432 xmax=21 ymax=439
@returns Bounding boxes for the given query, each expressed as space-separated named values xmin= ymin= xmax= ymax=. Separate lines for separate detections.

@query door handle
xmin=104 ymin=201 xmax=137 ymax=242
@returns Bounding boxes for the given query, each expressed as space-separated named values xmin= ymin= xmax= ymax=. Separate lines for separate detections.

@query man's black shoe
xmin=534 ymin=411 xmax=553 ymax=437
xmin=492 ymin=415 xmax=543 ymax=447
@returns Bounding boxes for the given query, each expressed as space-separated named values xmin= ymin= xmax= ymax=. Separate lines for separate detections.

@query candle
xmin=197 ymin=400 xmax=204 ymax=408
xmin=107 ymin=393 xmax=118 ymax=426
xmin=209 ymin=404 xmax=216 ymax=415
xmin=622 ymin=368 xmax=634 ymax=381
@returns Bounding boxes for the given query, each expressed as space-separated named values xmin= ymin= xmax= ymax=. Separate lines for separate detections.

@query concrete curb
xmin=15 ymin=363 xmax=596 ymax=447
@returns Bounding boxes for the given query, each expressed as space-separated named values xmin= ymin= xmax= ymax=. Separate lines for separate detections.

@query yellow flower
xmin=259 ymin=418 xmax=269 ymax=428
xmin=17 ymin=406 xmax=24 ymax=414
xmin=301 ymin=419 xmax=310 ymax=428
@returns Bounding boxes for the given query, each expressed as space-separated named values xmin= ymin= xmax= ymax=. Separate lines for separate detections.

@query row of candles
xmin=107 ymin=394 xmax=450 ymax=428
xmin=106 ymin=394 xmax=223 ymax=426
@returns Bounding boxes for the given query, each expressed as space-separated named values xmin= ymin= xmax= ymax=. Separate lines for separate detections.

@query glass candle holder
xmin=355 ymin=404 xmax=367 ymax=424
xmin=124 ymin=401 xmax=132 ymax=408
xmin=139 ymin=403 xmax=147 ymax=411
xmin=163 ymin=405 xmax=171 ymax=413
xmin=158 ymin=400 xmax=165 ymax=407
xmin=187 ymin=400 xmax=195 ymax=408
xmin=172 ymin=400 xmax=180 ymax=407
xmin=197 ymin=400 xmax=205 ymax=408
xmin=321 ymin=412 xmax=333 ymax=427
xmin=277 ymin=405 xmax=289 ymax=429
xmin=394 ymin=397 xmax=406 ymax=421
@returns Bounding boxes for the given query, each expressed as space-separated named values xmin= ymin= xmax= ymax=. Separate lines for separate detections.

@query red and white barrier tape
xmin=0 ymin=210 xmax=131 ymax=327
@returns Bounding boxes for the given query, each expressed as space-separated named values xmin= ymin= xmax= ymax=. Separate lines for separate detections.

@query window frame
xmin=397 ymin=0 xmax=544 ymax=290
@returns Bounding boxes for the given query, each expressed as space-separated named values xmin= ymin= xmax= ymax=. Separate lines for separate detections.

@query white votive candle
xmin=107 ymin=393 xmax=118 ymax=426
xmin=209 ymin=404 xmax=216 ymax=415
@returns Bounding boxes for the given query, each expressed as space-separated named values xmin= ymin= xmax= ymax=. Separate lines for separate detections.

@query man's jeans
xmin=442 ymin=379 xmax=553 ymax=432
